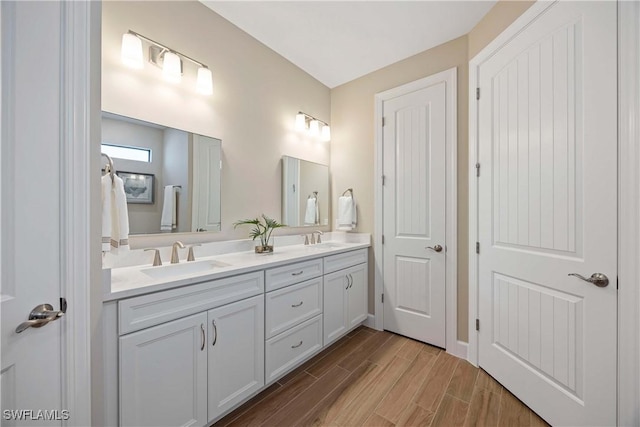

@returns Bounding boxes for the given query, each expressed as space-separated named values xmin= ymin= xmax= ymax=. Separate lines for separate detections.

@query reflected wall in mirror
xmin=102 ymin=112 xmax=221 ymax=235
xmin=281 ymin=156 xmax=329 ymax=227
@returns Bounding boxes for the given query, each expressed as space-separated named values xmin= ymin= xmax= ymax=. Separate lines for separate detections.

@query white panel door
xmin=383 ymin=82 xmax=447 ymax=346
xmin=2 ymin=3 xmax=68 ymax=424
xmin=119 ymin=312 xmax=208 ymax=427
xmin=208 ymin=295 xmax=264 ymax=422
xmin=476 ymin=2 xmax=617 ymax=425
xmin=192 ymin=134 xmax=221 ymax=232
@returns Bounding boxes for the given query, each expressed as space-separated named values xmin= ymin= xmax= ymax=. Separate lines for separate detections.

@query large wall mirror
xmin=281 ymin=156 xmax=329 ymax=227
xmin=102 ymin=112 xmax=222 ymax=235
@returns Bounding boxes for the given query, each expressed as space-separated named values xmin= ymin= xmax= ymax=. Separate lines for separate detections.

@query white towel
xmin=161 ymin=185 xmax=177 ymax=231
xmin=304 ymin=197 xmax=318 ymax=225
xmin=101 ymin=174 xmax=130 ymax=253
xmin=337 ymin=195 xmax=357 ymax=230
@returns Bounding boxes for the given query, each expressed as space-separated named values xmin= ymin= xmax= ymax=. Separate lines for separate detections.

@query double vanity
xmin=102 ymin=234 xmax=370 ymax=426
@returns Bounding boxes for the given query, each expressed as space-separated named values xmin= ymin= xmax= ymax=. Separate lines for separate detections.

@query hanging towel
xmin=102 ymin=174 xmax=130 ymax=253
xmin=304 ymin=197 xmax=318 ymax=225
xmin=337 ymin=195 xmax=357 ymax=231
xmin=161 ymin=185 xmax=178 ymax=231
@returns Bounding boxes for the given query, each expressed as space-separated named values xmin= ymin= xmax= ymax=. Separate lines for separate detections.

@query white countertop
xmin=103 ymin=234 xmax=370 ymax=302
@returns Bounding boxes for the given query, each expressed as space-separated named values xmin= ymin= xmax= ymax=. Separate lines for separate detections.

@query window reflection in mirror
xmin=281 ymin=156 xmax=329 ymax=227
xmin=101 ymin=112 xmax=221 ymax=235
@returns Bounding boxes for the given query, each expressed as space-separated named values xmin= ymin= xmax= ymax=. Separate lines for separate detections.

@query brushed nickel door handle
xmin=15 ymin=304 xmax=64 ymax=334
xmin=568 ymin=273 xmax=609 ymax=288
xmin=426 ymin=245 xmax=443 ymax=253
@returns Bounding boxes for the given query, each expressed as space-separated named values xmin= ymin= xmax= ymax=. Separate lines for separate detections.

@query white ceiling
xmin=201 ymin=1 xmax=497 ymax=88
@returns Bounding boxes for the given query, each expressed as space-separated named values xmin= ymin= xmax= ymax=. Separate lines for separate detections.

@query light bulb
xmin=162 ymin=51 xmax=182 ymax=84
xmin=121 ymin=33 xmax=143 ymax=69
xmin=196 ymin=67 xmax=213 ymax=95
xmin=309 ymin=119 xmax=320 ymax=136
xmin=321 ymin=125 xmax=331 ymax=141
xmin=295 ymin=113 xmax=306 ymax=131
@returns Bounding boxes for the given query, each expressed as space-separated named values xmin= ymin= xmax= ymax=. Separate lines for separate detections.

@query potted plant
xmin=234 ymin=214 xmax=286 ymax=253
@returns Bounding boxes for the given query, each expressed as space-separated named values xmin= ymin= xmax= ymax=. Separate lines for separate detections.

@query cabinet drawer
xmin=265 ymin=277 xmax=323 ymax=339
xmin=265 ymin=315 xmax=323 ymax=383
xmin=265 ymin=258 xmax=323 ymax=292
xmin=323 ymin=248 xmax=367 ymax=274
xmin=119 ymin=271 xmax=264 ymax=335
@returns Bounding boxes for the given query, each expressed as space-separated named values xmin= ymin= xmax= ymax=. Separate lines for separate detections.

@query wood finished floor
xmin=214 ymin=326 xmax=550 ymax=427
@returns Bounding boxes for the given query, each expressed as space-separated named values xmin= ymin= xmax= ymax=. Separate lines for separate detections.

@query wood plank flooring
xmin=213 ymin=327 xmax=550 ymax=427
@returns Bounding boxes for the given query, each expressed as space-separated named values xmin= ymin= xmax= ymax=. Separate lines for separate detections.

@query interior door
xmin=192 ymin=134 xmax=221 ymax=232
xmin=476 ymin=2 xmax=617 ymax=425
xmin=1 ymin=2 xmax=67 ymax=423
xmin=382 ymin=81 xmax=447 ymax=347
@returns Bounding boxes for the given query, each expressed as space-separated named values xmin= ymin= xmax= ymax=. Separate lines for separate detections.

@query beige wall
xmin=102 ymin=1 xmax=331 ymax=247
xmin=330 ymin=0 xmax=535 ymax=342
xmin=468 ymin=0 xmax=536 ymax=59
xmin=330 ymin=35 xmax=470 ymax=340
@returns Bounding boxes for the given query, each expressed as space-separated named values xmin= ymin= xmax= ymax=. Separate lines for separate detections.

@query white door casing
xmin=192 ymin=134 xmax=222 ymax=232
xmin=472 ymin=2 xmax=617 ymax=425
xmin=377 ymin=68 xmax=457 ymax=352
xmin=1 ymin=2 xmax=95 ymax=426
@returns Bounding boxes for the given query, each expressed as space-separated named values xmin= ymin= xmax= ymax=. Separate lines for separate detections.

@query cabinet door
xmin=208 ymin=295 xmax=264 ymax=422
xmin=323 ymin=270 xmax=349 ymax=346
xmin=120 ymin=312 xmax=208 ymax=427
xmin=347 ymin=263 xmax=368 ymax=328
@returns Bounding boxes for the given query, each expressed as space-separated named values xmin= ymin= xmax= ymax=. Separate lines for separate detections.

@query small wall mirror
xmin=102 ymin=112 xmax=222 ymax=235
xmin=281 ymin=156 xmax=329 ymax=227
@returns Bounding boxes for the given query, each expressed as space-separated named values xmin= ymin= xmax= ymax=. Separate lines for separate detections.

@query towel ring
xmin=101 ymin=153 xmax=115 ymax=184
xmin=308 ymin=191 xmax=318 ymax=199
xmin=342 ymin=188 xmax=353 ymax=197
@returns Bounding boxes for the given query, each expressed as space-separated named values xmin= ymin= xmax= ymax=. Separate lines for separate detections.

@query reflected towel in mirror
xmin=161 ymin=185 xmax=178 ymax=231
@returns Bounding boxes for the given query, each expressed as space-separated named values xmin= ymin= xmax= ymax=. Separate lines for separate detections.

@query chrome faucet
xmin=171 ymin=241 xmax=185 ymax=264
xmin=312 ymin=230 xmax=323 ymax=244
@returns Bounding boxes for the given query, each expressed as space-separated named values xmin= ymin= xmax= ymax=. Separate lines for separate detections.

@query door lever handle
xmin=568 ymin=273 xmax=609 ymax=288
xmin=15 ymin=304 xmax=64 ymax=334
xmin=426 ymin=245 xmax=443 ymax=253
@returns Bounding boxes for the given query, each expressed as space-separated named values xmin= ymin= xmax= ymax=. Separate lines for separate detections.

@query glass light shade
xmin=321 ymin=124 xmax=331 ymax=141
xmin=162 ymin=51 xmax=182 ymax=84
xmin=309 ymin=119 xmax=320 ymax=136
xmin=295 ymin=113 xmax=306 ymax=131
xmin=121 ymin=33 xmax=143 ymax=69
xmin=196 ymin=67 xmax=213 ymax=95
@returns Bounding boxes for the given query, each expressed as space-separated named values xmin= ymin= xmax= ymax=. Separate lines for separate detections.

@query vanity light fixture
xmin=295 ymin=111 xmax=330 ymax=141
xmin=120 ymin=30 xmax=214 ymax=95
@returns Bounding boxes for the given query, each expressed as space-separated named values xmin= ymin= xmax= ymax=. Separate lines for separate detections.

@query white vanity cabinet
xmin=105 ymin=243 xmax=370 ymax=426
xmin=323 ymin=249 xmax=368 ymax=346
xmin=119 ymin=312 xmax=208 ymax=427
xmin=207 ymin=294 xmax=264 ymax=422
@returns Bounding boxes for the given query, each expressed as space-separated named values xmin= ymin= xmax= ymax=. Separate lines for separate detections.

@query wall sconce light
xmin=295 ymin=111 xmax=330 ymax=141
xmin=120 ymin=30 xmax=213 ymax=95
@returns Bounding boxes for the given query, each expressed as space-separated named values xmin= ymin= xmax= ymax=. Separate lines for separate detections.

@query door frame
xmin=468 ymin=1 xmax=640 ymax=424
xmin=373 ymin=67 xmax=463 ymax=358
xmin=60 ymin=2 xmax=100 ymax=425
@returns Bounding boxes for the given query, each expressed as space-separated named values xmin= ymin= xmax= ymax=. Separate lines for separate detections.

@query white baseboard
xmin=447 ymin=340 xmax=469 ymax=360
xmin=364 ymin=314 xmax=378 ymax=330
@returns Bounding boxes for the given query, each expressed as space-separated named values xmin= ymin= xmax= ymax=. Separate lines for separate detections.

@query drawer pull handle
xmin=291 ymin=340 xmax=303 ymax=349
xmin=291 ymin=301 xmax=304 ymax=308
xmin=291 ymin=271 xmax=304 ymax=276
xmin=200 ymin=324 xmax=205 ymax=351
xmin=212 ymin=320 xmax=218 ymax=346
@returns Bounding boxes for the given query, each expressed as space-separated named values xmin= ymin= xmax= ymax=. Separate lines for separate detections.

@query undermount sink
xmin=141 ymin=259 xmax=231 ymax=279
xmin=307 ymin=242 xmax=347 ymax=250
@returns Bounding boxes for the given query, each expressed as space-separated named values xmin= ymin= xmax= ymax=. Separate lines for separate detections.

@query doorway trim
xmin=374 ymin=67 xmax=463 ymax=358
xmin=469 ymin=1 xmax=640 ymax=424
xmin=59 ymin=2 xmax=99 ymax=425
